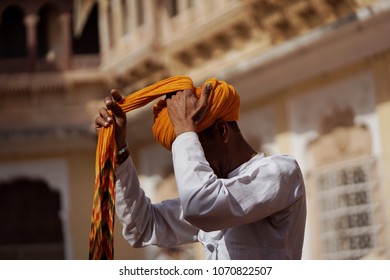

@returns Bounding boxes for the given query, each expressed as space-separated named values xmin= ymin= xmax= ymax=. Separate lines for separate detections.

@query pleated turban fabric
xmin=89 ymin=76 xmax=240 ymax=259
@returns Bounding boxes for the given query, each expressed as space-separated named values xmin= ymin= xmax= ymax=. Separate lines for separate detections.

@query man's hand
xmin=166 ymin=83 xmax=211 ymax=136
xmin=95 ymin=89 xmax=127 ymax=149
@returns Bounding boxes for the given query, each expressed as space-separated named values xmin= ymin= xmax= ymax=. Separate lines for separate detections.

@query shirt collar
xmin=227 ymin=153 xmax=265 ymax=178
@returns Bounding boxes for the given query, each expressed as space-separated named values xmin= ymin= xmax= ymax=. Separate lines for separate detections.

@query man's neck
xmin=228 ymin=134 xmax=258 ymax=174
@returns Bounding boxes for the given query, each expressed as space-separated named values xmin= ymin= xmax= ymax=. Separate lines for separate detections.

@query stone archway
xmin=0 ymin=4 xmax=27 ymax=58
xmin=0 ymin=177 xmax=64 ymax=259
xmin=37 ymin=2 xmax=60 ymax=60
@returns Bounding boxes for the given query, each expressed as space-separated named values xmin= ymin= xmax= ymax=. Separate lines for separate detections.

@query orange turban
xmin=120 ymin=75 xmax=240 ymax=149
xmin=89 ymin=76 xmax=240 ymax=259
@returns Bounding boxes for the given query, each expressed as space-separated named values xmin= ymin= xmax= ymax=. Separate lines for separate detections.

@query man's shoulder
xmin=258 ymin=154 xmax=297 ymax=164
xmin=257 ymin=154 xmax=301 ymax=174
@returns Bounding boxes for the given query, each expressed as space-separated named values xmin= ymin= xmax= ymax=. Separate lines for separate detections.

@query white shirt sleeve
xmin=115 ymin=156 xmax=199 ymax=248
xmin=171 ymin=132 xmax=306 ymax=232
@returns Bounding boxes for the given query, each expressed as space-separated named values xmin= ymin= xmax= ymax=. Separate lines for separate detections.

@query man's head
xmin=161 ymin=78 xmax=256 ymax=178
xmin=153 ymin=78 xmax=240 ymax=150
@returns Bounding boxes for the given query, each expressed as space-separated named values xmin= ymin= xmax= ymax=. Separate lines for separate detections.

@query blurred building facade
xmin=0 ymin=0 xmax=389 ymax=260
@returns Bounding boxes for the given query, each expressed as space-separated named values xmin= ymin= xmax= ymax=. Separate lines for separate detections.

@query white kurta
xmin=115 ymin=132 xmax=306 ymax=259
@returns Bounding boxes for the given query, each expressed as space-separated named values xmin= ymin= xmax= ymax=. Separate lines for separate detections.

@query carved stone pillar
xmin=112 ymin=0 xmax=123 ymax=41
xmin=60 ymin=12 xmax=72 ymax=70
xmin=144 ymin=0 xmax=157 ymax=42
xmin=24 ymin=14 xmax=39 ymax=72
xmin=177 ymin=0 xmax=186 ymax=14
xmin=128 ymin=0 xmax=138 ymax=34
xmin=160 ymin=0 xmax=172 ymax=39
xmin=99 ymin=0 xmax=111 ymax=58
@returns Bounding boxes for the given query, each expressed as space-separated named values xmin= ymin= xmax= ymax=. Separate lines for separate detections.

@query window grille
xmin=314 ymin=157 xmax=380 ymax=259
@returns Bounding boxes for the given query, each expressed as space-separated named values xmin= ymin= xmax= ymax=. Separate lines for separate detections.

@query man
xmin=95 ymin=81 xmax=306 ymax=260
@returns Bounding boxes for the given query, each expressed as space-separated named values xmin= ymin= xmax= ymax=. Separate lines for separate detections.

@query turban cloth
xmin=89 ymin=76 xmax=240 ymax=259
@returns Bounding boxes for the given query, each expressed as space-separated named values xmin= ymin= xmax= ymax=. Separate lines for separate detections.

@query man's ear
xmin=214 ymin=119 xmax=230 ymax=144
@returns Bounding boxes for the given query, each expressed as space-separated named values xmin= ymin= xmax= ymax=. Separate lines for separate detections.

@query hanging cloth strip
xmin=88 ymin=76 xmax=240 ymax=259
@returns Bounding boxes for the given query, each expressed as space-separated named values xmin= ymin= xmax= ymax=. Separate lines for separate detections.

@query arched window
xmin=37 ymin=3 xmax=60 ymax=59
xmin=0 ymin=177 xmax=64 ymax=259
xmin=72 ymin=4 xmax=99 ymax=54
xmin=0 ymin=5 xmax=27 ymax=58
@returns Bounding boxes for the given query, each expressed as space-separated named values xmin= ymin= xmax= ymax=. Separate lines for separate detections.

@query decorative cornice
xmin=0 ymin=126 xmax=95 ymax=143
xmin=0 ymin=125 xmax=96 ymax=156
xmin=108 ymin=0 xmax=375 ymax=89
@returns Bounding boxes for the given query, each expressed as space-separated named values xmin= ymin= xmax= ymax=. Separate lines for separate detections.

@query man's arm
xmin=115 ymin=155 xmax=199 ymax=247
xmin=95 ymin=90 xmax=199 ymax=247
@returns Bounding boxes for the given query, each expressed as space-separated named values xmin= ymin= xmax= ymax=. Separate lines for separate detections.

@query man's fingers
xmin=105 ymin=95 xmax=125 ymax=119
xmin=199 ymin=83 xmax=212 ymax=107
xmin=95 ymin=115 xmax=106 ymax=126
xmin=95 ymin=90 xmax=127 ymax=142
xmin=111 ymin=89 xmax=123 ymax=102
xmin=193 ymin=83 xmax=211 ymax=124
xmin=95 ymin=115 xmax=110 ymax=134
xmin=99 ymin=107 xmax=112 ymax=124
